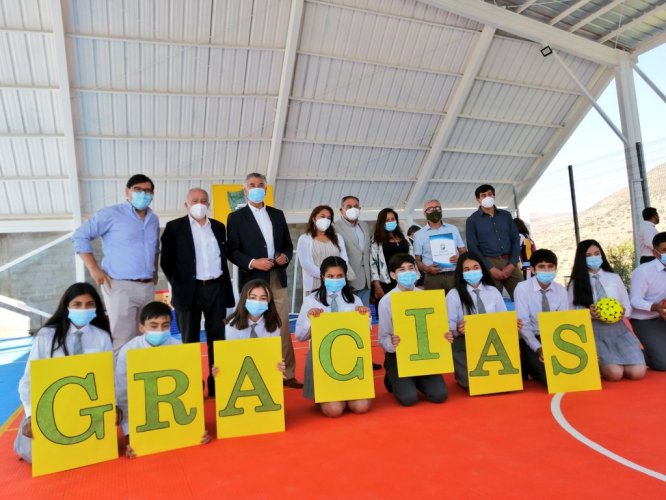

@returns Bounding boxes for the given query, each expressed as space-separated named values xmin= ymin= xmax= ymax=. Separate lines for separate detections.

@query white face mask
xmin=345 ymin=207 xmax=360 ymax=221
xmin=315 ymin=218 xmax=332 ymax=231
xmin=189 ymin=203 xmax=208 ymax=220
xmin=480 ymin=197 xmax=495 ymax=209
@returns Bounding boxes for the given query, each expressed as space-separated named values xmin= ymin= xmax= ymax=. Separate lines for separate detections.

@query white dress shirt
xmin=189 ymin=215 xmax=223 ymax=280
xmin=567 ymin=269 xmax=631 ymax=317
xmin=115 ymin=334 xmax=181 ymax=434
xmin=639 ymin=220 xmax=658 ymax=258
xmin=514 ymin=276 xmax=569 ymax=352
xmin=226 ymin=316 xmax=279 ymax=340
xmin=19 ymin=324 xmax=113 ymax=417
xmin=249 ymin=204 xmax=275 ymax=260
xmin=445 ymin=283 xmax=506 ymax=331
xmin=630 ymin=258 xmax=666 ymax=320
xmin=295 ymin=292 xmax=364 ymax=342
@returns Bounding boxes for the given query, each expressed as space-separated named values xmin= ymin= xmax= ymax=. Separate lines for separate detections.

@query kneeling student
xmin=115 ymin=301 xmax=210 ymax=456
xmin=378 ymin=253 xmax=448 ymax=406
xmin=514 ymin=249 xmax=570 ymax=385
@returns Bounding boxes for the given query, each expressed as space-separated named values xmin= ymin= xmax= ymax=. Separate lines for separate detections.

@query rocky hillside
xmin=528 ymin=164 xmax=666 ymax=281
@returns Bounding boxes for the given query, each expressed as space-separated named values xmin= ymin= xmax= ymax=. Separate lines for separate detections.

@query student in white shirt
xmin=378 ymin=253 xmax=448 ymax=406
xmin=115 ymin=301 xmax=209 ymax=457
xmin=630 ymin=231 xmax=666 ymax=370
xmin=212 ymin=279 xmax=285 ymax=375
xmin=514 ymin=249 xmax=570 ymax=385
xmin=444 ymin=252 xmax=508 ymax=390
xmin=568 ymin=240 xmax=645 ymax=381
xmin=295 ymin=256 xmax=371 ymax=417
xmin=638 ymin=207 xmax=659 ymax=264
xmin=15 ymin=283 xmax=113 ymax=463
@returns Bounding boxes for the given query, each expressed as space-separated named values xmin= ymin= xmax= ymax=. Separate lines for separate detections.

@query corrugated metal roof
xmin=0 ymin=0 xmax=663 ymax=228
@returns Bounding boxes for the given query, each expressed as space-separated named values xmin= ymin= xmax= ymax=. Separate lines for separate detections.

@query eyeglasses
xmin=424 ymin=206 xmax=442 ymax=214
xmin=131 ymin=186 xmax=154 ymax=195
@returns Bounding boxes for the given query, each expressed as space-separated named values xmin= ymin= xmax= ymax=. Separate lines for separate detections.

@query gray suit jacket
xmin=333 ymin=217 xmax=371 ymax=290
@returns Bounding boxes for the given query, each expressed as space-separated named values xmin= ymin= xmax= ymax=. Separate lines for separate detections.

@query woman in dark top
xmin=370 ymin=208 xmax=414 ymax=301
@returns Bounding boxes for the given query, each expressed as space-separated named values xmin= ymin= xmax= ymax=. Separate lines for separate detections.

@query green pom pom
xmin=595 ymin=297 xmax=624 ymax=324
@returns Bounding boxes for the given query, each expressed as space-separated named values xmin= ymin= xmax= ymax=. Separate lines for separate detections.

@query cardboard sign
xmin=538 ymin=310 xmax=602 ymax=394
xmin=31 ymin=352 xmax=116 ymax=476
xmin=311 ymin=311 xmax=374 ymax=403
xmin=392 ymin=290 xmax=454 ymax=377
xmin=127 ymin=343 xmax=205 ymax=456
xmin=465 ymin=312 xmax=523 ymax=396
xmin=214 ymin=337 xmax=285 ymax=439
xmin=212 ymin=184 xmax=275 ymax=223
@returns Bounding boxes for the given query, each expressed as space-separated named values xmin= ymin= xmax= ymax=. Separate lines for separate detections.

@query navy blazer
xmin=160 ymin=215 xmax=235 ymax=310
xmin=226 ymin=204 xmax=293 ymax=290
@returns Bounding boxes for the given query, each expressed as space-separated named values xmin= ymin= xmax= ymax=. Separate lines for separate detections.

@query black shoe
xmin=372 ymin=362 xmax=381 ymax=371
xmin=283 ymin=378 xmax=303 ymax=389
xmin=383 ymin=374 xmax=392 ymax=393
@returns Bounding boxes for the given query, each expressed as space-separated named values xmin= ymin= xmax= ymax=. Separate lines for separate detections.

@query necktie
xmin=72 ymin=330 xmax=84 ymax=355
xmin=473 ymin=289 xmax=486 ymax=313
xmin=330 ymin=294 xmax=339 ymax=312
xmin=591 ymin=275 xmax=607 ymax=301
xmin=250 ymin=323 xmax=258 ymax=338
xmin=540 ymin=289 xmax=550 ymax=312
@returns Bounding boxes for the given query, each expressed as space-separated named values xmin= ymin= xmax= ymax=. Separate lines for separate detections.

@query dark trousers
xmin=451 ymin=335 xmax=469 ymax=390
xmin=631 ymin=318 xmax=666 ymax=371
xmin=175 ymin=280 xmax=227 ymax=380
xmin=486 ymin=256 xmax=523 ymax=300
xmin=383 ymin=352 xmax=447 ymax=406
xmin=519 ymin=338 xmax=547 ymax=385
xmin=423 ymin=272 xmax=455 ymax=293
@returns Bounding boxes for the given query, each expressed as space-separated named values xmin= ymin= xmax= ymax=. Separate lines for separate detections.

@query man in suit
xmin=333 ymin=195 xmax=371 ymax=306
xmin=161 ymin=187 xmax=235 ymax=397
xmin=227 ymin=173 xmax=302 ymax=388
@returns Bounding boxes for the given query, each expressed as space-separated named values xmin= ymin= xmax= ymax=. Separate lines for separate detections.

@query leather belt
xmin=126 ymin=278 xmax=152 ymax=283
xmin=196 ymin=276 xmax=223 ymax=285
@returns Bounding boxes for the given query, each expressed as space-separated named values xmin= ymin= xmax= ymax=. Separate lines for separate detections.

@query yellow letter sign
xmin=311 ymin=311 xmax=374 ymax=403
xmin=127 ymin=343 xmax=205 ymax=456
xmin=214 ymin=337 xmax=285 ymax=439
xmin=31 ymin=352 xmax=116 ymax=477
xmin=392 ymin=290 xmax=453 ymax=377
xmin=538 ymin=310 xmax=602 ymax=394
xmin=465 ymin=311 xmax=522 ymax=396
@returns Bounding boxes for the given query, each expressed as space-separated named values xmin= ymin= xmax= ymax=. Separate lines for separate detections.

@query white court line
xmin=550 ymin=393 xmax=666 ymax=482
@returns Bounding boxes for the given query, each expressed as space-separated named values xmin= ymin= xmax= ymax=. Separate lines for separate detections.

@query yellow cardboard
xmin=31 ymin=352 xmax=117 ymax=476
xmin=127 ymin=343 xmax=205 ymax=456
xmin=465 ymin=311 xmax=523 ymax=396
xmin=212 ymin=184 xmax=275 ymax=223
xmin=392 ymin=290 xmax=454 ymax=377
xmin=311 ymin=311 xmax=375 ymax=403
xmin=214 ymin=337 xmax=285 ymax=439
xmin=538 ymin=310 xmax=602 ymax=394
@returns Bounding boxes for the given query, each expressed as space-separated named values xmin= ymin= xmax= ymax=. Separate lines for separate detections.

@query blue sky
xmin=520 ymin=43 xmax=666 ymax=219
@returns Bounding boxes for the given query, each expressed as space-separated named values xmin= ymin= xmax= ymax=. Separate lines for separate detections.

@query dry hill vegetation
xmin=528 ymin=164 xmax=666 ymax=287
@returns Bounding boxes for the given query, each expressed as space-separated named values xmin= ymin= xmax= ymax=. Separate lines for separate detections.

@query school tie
xmin=250 ymin=323 xmax=258 ymax=338
xmin=591 ymin=275 xmax=607 ymax=301
xmin=72 ymin=330 xmax=84 ymax=355
xmin=330 ymin=294 xmax=339 ymax=312
xmin=473 ymin=289 xmax=486 ymax=313
xmin=540 ymin=289 xmax=550 ymax=312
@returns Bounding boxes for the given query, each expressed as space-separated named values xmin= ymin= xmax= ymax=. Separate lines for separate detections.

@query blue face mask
xmin=68 ymin=308 xmax=96 ymax=328
xmin=384 ymin=221 xmax=398 ymax=232
xmin=130 ymin=191 xmax=153 ymax=210
xmin=245 ymin=299 xmax=269 ymax=317
xmin=660 ymin=253 xmax=666 ymax=265
xmin=145 ymin=331 xmax=170 ymax=346
xmin=536 ymin=271 xmax=556 ymax=285
xmin=324 ymin=277 xmax=346 ymax=294
xmin=396 ymin=271 xmax=418 ymax=289
xmin=586 ymin=255 xmax=603 ymax=270
xmin=247 ymin=188 xmax=266 ymax=204
xmin=463 ymin=270 xmax=483 ymax=286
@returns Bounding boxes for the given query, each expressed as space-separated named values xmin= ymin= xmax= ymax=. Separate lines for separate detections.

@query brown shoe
xmin=283 ymin=378 xmax=303 ymax=389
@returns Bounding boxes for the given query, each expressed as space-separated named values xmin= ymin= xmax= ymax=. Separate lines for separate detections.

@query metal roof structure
xmin=1 ymin=0 xmax=665 ymax=232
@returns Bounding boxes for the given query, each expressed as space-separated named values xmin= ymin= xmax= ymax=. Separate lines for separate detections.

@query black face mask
xmin=426 ymin=210 xmax=442 ymax=223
